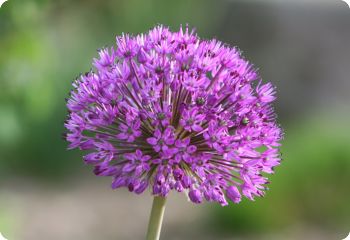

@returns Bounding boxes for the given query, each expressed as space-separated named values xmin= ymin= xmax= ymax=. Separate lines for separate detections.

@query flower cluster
xmin=65 ymin=25 xmax=282 ymax=205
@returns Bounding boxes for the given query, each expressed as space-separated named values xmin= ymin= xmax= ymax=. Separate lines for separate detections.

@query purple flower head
xmin=65 ymin=25 xmax=283 ymax=205
xmin=180 ymin=107 xmax=205 ymax=132
xmin=189 ymin=189 xmax=203 ymax=204
xmin=116 ymin=119 xmax=142 ymax=143
xmin=146 ymin=127 xmax=176 ymax=153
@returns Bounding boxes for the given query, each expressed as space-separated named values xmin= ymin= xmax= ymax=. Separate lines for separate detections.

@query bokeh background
xmin=0 ymin=0 xmax=349 ymax=239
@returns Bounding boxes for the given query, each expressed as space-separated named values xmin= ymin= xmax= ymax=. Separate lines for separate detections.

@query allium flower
xmin=65 ymin=25 xmax=282 ymax=206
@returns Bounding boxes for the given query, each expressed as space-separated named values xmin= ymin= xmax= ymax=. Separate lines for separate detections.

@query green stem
xmin=146 ymin=196 xmax=167 ymax=240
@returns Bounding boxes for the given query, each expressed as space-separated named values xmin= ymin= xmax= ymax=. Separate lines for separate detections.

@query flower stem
xmin=146 ymin=196 xmax=167 ymax=240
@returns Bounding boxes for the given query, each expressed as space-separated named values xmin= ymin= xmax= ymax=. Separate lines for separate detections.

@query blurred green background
xmin=0 ymin=0 xmax=349 ymax=239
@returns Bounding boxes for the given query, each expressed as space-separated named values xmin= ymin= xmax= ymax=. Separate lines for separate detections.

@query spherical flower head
xmin=64 ymin=24 xmax=283 ymax=206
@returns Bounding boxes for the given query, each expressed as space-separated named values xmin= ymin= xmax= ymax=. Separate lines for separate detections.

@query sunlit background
xmin=0 ymin=0 xmax=349 ymax=239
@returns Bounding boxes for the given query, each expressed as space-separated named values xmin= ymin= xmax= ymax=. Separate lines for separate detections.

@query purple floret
xmin=64 ymin=25 xmax=283 ymax=205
